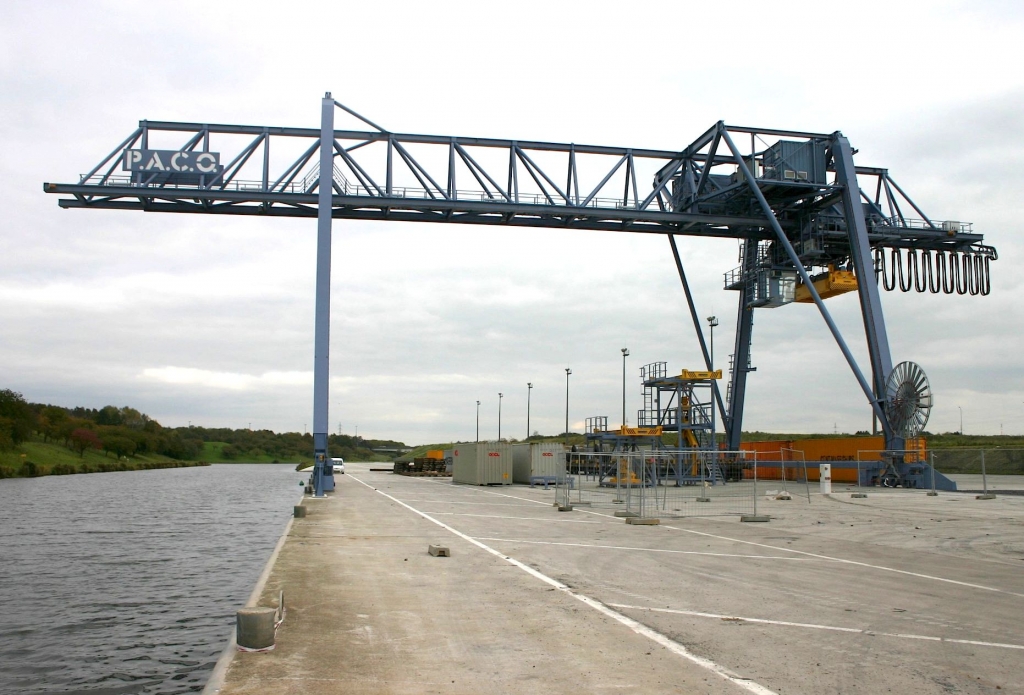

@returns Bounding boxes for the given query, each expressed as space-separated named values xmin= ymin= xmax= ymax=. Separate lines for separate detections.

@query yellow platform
xmin=678 ymin=369 xmax=722 ymax=380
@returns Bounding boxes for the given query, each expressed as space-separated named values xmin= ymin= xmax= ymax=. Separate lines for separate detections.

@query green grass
xmin=196 ymin=441 xmax=302 ymax=464
xmin=0 ymin=440 xmax=207 ymax=478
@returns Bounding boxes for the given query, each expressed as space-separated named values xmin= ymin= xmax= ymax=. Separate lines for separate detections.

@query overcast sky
xmin=2 ymin=1 xmax=1023 ymax=444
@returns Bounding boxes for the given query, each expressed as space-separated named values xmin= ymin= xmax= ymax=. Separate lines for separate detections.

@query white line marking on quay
xmin=387 ymin=499 xmax=541 ymax=508
xmin=567 ymin=506 xmax=1024 ymax=599
xmin=472 ymin=537 xmax=817 ymax=561
xmin=349 ymin=474 xmax=777 ymax=695
xmin=607 ymin=604 xmax=1024 ymax=651
xmin=658 ymin=525 xmax=1024 ymax=598
xmin=397 ymin=479 xmax=1024 ymax=597
xmin=419 ymin=478 xmax=554 ymax=506
xmin=421 ymin=513 xmax=599 ymax=524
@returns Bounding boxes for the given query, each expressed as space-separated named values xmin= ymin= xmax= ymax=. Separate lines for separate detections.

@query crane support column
xmin=312 ymin=93 xmax=335 ymax=497
xmin=726 ymin=239 xmax=758 ymax=451
xmin=831 ymin=135 xmax=898 ymax=448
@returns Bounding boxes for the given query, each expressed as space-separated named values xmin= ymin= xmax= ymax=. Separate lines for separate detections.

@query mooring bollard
xmin=293 ymin=505 xmax=306 ymax=518
xmin=236 ymin=607 xmax=277 ymax=650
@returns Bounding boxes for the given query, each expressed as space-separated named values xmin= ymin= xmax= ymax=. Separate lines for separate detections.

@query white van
xmin=330 ymin=457 xmax=345 ymax=474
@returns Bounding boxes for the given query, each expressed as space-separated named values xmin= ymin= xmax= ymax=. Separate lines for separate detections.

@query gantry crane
xmin=44 ymin=94 xmax=996 ymax=494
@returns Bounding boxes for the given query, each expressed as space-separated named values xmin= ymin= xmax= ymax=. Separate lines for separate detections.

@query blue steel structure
xmin=44 ymin=95 xmax=997 ymax=493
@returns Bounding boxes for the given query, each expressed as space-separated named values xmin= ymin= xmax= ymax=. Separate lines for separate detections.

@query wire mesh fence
xmin=931 ymin=448 xmax=1024 ymax=476
xmin=555 ymin=450 xmax=763 ymax=519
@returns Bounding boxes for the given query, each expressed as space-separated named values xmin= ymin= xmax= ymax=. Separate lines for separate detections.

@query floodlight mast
xmin=43 ymin=95 xmax=998 ymax=459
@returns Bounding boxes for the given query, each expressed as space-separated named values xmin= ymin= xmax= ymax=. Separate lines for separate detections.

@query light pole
xmin=621 ymin=348 xmax=629 ymax=430
xmin=958 ymin=405 xmax=963 ymax=435
xmin=565 ymin=368 xmax=572 ymax=446
xmin=706 ymin=315 xmax=719 ymax=371
xmin=498 ymin=393 xmax=503 ymax=440
xmin=476 ymin=400 xmax=480 ymax=443
xmin=527 ymin=383 xmax=533 ymax=440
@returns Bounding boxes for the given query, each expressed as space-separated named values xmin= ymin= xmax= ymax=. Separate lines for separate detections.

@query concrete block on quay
xmin=428 ymin=544 xmax=450 ymax=557
xmin=235 ymin=607 xmax=276 ymax=651
xmin=625 ymin=517 xmax=659 ymax=525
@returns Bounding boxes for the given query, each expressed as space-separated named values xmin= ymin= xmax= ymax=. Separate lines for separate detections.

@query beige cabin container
xmin=511 ymin=442 xmax=564 ymax=483
xmin=452 ymin=442 xmax=513 ymax=485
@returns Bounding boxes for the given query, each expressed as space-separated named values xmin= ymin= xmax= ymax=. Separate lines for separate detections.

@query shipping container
xmin=452 ymin=442 xmax=513 ymax=485
xmin=511 ymin=442 xmax=564 ymax=483
xmin=740 ymin=436 xmax=926 ymax=482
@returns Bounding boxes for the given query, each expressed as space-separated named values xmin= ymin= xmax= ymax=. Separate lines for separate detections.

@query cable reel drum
xmin=879 ymin=361 xmax=933 ymax=487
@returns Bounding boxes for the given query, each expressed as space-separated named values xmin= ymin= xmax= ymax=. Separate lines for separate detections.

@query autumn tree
xmin=70 ymin=428 xmax=101 ymax=457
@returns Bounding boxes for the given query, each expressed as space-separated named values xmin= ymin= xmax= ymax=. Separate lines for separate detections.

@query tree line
xmin=0 ymin=389 xmax=407 ymax=463
xmin=1 ymin=389 xmax=203 ymax=459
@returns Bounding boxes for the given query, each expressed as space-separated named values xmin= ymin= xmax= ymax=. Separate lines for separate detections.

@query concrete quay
xmin=208 ymin=464 xmax=1024 ymax=694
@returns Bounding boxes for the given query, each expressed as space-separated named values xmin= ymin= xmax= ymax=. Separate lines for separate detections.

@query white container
xmin=453 ymin=442 xmax=513 ymax=485
xmin=819 ymin=463 xmax=832 ymax=494
xmin=512 ymin=442 xmax=564 ymax=483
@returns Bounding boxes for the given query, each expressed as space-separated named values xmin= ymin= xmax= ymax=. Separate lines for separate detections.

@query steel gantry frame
xmin=44 ymin=94 xmax=997 ymax=493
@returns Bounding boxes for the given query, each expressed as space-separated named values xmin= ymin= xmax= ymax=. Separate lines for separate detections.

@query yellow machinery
xmin=678 ymin=369 xmax=722 ymax=380
xmin=794 ymin=265 xmax=858 ymax=302
xmin=615 ymin=426 xmax=663 ymax=436
xmin=607 ymin=457 xmax=643 ymax=485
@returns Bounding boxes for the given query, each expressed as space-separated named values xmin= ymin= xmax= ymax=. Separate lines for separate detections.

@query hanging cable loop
xmin=954 ymin=252 xmax=969 ymax=294
xmin=898 ymin=248 xmax=914 ymax=292
xmin=878 ymin=247 xmax=896 ymax=291
xmin=927 ymin=250 xmax=941 ymax=293
xmin=942 ymin=251 xmax=956 ymax=294
xmin=916 ymin=250 xmax=930 ymax=293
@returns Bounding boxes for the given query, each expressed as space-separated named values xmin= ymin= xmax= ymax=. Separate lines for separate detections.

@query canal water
xmin=0 ymin=463 xmax=303 ymax=694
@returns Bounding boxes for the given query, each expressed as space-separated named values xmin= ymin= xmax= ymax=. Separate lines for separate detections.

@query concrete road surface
xmin=212 ymin=463 xmax=1024 ymax=694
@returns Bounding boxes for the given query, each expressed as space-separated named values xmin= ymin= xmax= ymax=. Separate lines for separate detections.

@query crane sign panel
xmin=123 ymin=149 xmax=222 ymax=176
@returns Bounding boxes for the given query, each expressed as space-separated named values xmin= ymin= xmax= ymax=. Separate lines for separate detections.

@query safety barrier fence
xmin=555 ymin=450 xmax=767 ymax=519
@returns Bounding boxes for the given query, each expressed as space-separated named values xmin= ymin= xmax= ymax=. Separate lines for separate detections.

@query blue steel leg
xmin=312 ymin=93 xmax=334 ymax=497
xmin=725 ymin=239 xmax=757 ymax=451
xmin=831 ymin=135 xmax=900 ymax=451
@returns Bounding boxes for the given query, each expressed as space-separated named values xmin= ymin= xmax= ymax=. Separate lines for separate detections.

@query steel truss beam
xmin=46 ymin=115 xmax=986 ymax=253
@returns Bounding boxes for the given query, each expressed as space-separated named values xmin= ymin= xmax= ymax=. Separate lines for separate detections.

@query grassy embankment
xmin=196 ymin=441 xmax=301 ymax=464
xmin=0 ymin=440 xmax=208 ymax=478
xmin=0 ymin=439 xmax=393 ymax=478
